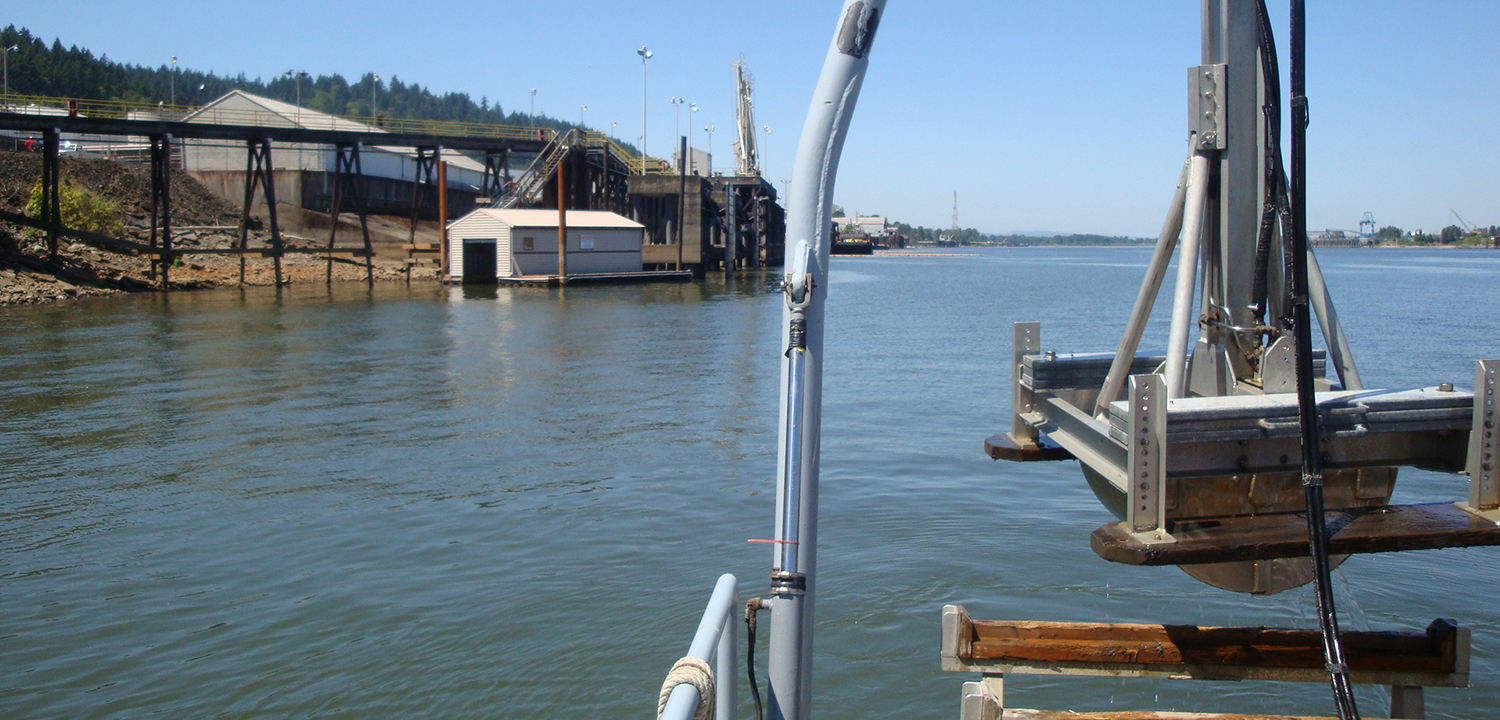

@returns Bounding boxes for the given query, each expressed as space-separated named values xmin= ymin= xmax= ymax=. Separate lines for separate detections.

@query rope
xmin=656 ymin=656 xmax=715 ymax=720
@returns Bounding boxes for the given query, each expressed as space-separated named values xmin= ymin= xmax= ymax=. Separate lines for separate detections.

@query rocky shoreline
xmin=0 ymin=150 xmax=441 ymax=306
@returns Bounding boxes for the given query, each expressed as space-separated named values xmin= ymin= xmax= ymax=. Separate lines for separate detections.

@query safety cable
xmin=1288 ymin=1 xmax=1361 ymax=717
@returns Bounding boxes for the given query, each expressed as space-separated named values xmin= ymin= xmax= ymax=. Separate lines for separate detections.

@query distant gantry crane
xmin=1359 ymin=211 xmax=1375 ymax=238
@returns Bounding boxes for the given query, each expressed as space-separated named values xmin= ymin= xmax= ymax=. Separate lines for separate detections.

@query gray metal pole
xmin=1165 ymin=151 xmax=1212 ymax=398
xmin=767 ymin=3 xmax=884 ymax=719
xmin=1096 ymin=154 xmax=1192 ymax=416
xmin=1305 ymin=249 xmax=1363 ymax=390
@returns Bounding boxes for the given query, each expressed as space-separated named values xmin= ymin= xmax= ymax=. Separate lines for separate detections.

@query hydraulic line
xmin=1250 ymin=0 xmax=1282 ymax=323
xmin=1289 ymin=1 xmax=1360 ymax=717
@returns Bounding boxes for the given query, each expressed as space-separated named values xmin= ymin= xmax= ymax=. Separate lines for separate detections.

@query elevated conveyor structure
xmin=0 ymin=107 xmax=551 ymax=286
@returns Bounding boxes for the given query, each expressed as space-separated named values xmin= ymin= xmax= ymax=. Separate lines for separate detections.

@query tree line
xmin=0 ymin=25 xmax=598 ymax=139
xmin=1372 ymin=224 xmax=1498 ymax=246
xmin=888 ymin=220 xmax=1147 ymax=246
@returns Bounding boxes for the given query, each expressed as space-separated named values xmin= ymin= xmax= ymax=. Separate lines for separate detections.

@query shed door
xmin=462 ymin=239 xmax=497 ymax=283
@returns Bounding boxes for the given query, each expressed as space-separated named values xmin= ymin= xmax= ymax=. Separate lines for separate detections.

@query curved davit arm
xmin=767 ymin=2 xmax=885 ymax=720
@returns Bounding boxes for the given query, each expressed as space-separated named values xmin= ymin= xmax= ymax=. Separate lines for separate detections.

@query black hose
xmin=744 ymin=598 xmax=765 ymax=720
xmin=1250 ymin=0 xmax=1281 ymax=322
xmin=1289 ymin=2 xmax=1360 ymax=718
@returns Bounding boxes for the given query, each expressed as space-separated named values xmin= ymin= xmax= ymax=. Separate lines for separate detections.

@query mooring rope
xmin=656 ymin=656 xmax=715 ymax=720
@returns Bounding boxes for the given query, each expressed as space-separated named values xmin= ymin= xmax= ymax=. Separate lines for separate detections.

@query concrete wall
xmin=629 ymin=174 xmax=713 ymax=269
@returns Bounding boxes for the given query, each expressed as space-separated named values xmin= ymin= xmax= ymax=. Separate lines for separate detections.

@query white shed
xmin=447 ymin=209 xmax=645 ymax=282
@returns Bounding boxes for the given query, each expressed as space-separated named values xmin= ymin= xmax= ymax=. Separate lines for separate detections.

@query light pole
xmin=3 ymin=45 xmax=17 ymax=107
xmin=688 ymin=102 xmax=698 ymax=174
xmin=170 ymin=56 xmax=177 ymax=108
xmin=580 ymin=105 xmax=587 ymax=129
xmin=529 ymin=88 xmax=536 ymax=127
xmin=637 ymin=46 xmax=652 ymax=169
xmin=371 ymin=74 xmax=379 ymax=118
xmin=762 ymin=124 xmax=771 ymax=182
xmin=704 ymin=125 xmax=715 ymax=175
xmin=672 ymin=96 xmax=687 ymax=155
xmin=285 ymin=69 xmax=309 ymax=123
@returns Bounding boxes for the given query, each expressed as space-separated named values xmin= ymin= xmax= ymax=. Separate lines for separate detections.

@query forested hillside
xmin=0 ymin=25 xmax=566 ymax=132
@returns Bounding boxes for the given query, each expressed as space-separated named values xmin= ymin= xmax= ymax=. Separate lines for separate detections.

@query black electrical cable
xmin=744 ymin=598 xmax=765 ymax=720
xmin=1250 ymin=0 xmax=1282 ymax=322
xmin=1289 ymin=1 xmax=1360 ymax=718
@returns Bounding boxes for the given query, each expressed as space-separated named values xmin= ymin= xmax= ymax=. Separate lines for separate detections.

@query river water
xmin=2 ymin=247 xmax=1497 ymax=719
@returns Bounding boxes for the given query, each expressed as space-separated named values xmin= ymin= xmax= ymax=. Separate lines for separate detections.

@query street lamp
xmin=669 ymin=97 xmax=684 ymax=153
xmin=285 ymin=69 xmax=309 ymax=123
xmin=704 ymin=125 xmax=715 ymax=175
xmin=3 ymin=45 xmax=18 ymax=107
xmin=170 ymin=56 xmax=177 ymax=108
xmin=762 ymin=124 xmax=771 ymax=182
xmin=637 ymin=46 xmax=652 ymax=168
xmin=529 ymin=87 xmax=536 ymax=127
xmin=371 ymin=73 xmax=379 ymax=118
xmin=686 ymin=102 xmax=699 ymax=173
xmin=580 ymin=105 xmax=587 ymax=129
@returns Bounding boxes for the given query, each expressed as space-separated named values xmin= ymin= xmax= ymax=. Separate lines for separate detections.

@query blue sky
xmin=11 ymin=1 xmax=1497 ymax=237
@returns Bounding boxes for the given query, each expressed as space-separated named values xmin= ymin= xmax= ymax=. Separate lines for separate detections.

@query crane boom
xmin=732 ymin=58 xmax=760 ymax=176
xmin=1451 ymin=208 xmax=1474 ymax=232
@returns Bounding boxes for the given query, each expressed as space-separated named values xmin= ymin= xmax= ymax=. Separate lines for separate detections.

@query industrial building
xmin=179 ymin=90 xmax=490 ymax=233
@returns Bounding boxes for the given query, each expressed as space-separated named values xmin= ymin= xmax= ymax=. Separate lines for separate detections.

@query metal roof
xmin=451 ymin=209 xmax=644 ymax=230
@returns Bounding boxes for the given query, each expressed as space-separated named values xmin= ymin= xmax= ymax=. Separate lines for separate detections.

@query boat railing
xmin=658 ymin=573 xmax=739 ymax=720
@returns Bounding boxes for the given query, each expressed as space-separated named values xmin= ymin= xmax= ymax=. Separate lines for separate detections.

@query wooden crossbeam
xmin=1092 ymin=502 xmax=1500 ymax=566
xmin=944 ymin=606 xmax=1467 ymax=720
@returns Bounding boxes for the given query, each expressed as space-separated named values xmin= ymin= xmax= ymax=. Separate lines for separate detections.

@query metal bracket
xmin=783 ymin=239 xmax=814 ymax=309
xmin=960 ymin=679 xmax=1003 ymax=720
xmin=1459 ymin=359 xmax=1500 ymax=523
xmin=1010 ymin=322 xmax=1042 ymax=447
xmin=1188 ymin=63 xmax=1227 ymax=150
xmin=1127 ymin=373 xmax=1174 ymax=543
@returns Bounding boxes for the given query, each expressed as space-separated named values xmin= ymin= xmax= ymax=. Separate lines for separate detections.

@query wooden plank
xmin=966 ymin=619 xmax=1457 ymax=675
xmin=281 ymin=248 xmax=375 ymax=257
xmin=1000 ymin=710 xmax=1335 ymax=720
xmin=1091 ymin=502 xmax=1500 ymax=566
xmin=985 ymin=433 xmax=1075 ymax=462
xmin=403 ymin=243 xmax=441 ymax=251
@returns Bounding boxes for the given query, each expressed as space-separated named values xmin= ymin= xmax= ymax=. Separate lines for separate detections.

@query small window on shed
xmin=522 ymin=236 xmax=534 ymax=251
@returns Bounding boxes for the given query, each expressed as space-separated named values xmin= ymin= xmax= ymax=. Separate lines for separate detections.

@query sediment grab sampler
xmin=979 ymin=0 xmax=1498 ymax=717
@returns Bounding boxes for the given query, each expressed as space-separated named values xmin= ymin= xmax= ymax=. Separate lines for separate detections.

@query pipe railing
xmin=660 ymin=573 xmax=739 ymax=720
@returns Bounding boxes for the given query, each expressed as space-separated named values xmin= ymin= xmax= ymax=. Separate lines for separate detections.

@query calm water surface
xmin=2 ymin=247 xmax=1498 ymax=718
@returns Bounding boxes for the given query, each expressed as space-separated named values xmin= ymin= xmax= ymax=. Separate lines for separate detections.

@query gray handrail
xmin=659 ymin=573 xmax=739 ymax=720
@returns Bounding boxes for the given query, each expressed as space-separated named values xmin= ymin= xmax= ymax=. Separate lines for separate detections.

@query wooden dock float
xmin=942 ymin=605 xmax=1468 ymax=719
xmin=1092 ymin=502 xmax=1500 ymax=566
xmin=496 ymin=271 xmax=693 ymax=286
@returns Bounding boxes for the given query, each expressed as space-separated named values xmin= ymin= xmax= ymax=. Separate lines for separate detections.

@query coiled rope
xmin=656 ymin=656 xmax=715 ymax=720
